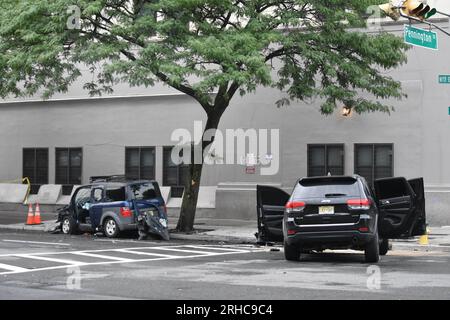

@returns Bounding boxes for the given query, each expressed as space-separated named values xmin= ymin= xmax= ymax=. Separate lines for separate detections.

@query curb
xmin=0 ymin=224 xmax=50 ymax=232
xmin=0 ymin=222 xmax=257 ymax=244
xmin=169 ymin=232 xmax=256 ymax=244
xmin=391 ymin=242 xmax=450 ymax=253
xmin=1 ymin=223 xmax=450 ymax=252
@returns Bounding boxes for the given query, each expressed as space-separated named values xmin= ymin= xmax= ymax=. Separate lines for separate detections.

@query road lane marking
xmin=0 ymin=245 xmax=229 ymax=258
xmin=116 ymin=249 xmax=176 ymax=258
xmin=184 ymin=245 xmax=250 ymax=253
xmin=0 ymin=245 xmax=266 ymax=276
xmin=0 ymin=263 xmax=29 ymax=273
xmin=70 ymin=252 xmax=134 ymax=262
xmin=0 ymin=250 xmax=251 ymax=276
xmin=2 ymin=240 xmax=70 ymax=246
xmin=14 ymin=254 xmax=84 ymax=266
xmin=150 ymin=247 xmax=219 ymax=255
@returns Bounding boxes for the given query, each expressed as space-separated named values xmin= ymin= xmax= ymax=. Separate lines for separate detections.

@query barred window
xmin=55 ymin=148 xmax=82 ymax=195
xmin=307 ymin=144 xmax=344 ymax=177
xmin=163 ymin=146 xmax=189 ymax=198
xmin=354 ymin=144 xmax=393 ymax=186
xmin=23 ymin=148 xmax=49 ymax=194
xmin=125 ymin=147 xmax=155 ymax=181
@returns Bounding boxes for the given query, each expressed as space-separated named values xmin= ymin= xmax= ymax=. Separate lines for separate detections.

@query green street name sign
xmin=404 ymin=25 xmax=438 ymax=50
xmin=439 ymin=75 xmax=450 ymax=84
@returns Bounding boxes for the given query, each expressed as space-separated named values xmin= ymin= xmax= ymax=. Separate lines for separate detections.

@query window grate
xmin=163 ymin=146 xmax=189 ymax=198
xmin=307 ymin=144 xmax=344 ymax=177
xmin=125 ymin=147 xmax=155 ymax=181
xmin=55 ymin=148 xmax=82 ymax=195
xmin=354 ymin=144 xmax=393 ymax=186
xmin=23 ymin=148 xmax=49 ymax=195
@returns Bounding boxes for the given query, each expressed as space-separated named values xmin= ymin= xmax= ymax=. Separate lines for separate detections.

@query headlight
xmin=143 ymin=209 xmax=157 ymax=217
xmin=159 ymin=218 xmax=168 ymax=228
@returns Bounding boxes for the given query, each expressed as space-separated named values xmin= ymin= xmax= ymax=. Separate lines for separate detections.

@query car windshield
xmin=129 ymin=183 xmax=159 ymax=200
xmin=293 ymin=178 xmax=361 ymax=199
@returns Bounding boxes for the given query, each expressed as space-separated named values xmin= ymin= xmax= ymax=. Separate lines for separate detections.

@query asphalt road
xmin=0 ymin=230 xmax=449 ymax=300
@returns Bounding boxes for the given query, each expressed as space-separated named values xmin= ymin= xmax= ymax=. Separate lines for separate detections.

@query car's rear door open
xmin=374 ymin=177 xmax=426 ymax=239
xmin=256 ymin=185 xmax=290 ymax=243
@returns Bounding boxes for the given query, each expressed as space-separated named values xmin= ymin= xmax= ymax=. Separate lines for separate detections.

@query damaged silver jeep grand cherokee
xmin=256 ymin=175 xmax=426 ymax=263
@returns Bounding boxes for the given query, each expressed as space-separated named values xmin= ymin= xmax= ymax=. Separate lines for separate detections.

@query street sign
xmin=448 ymin=107 xmax=450 ymax=116
xmin=439 ymin=75 xmax=450 ymax=84
xmin=404 ymin=24 xmax=438 ymax=50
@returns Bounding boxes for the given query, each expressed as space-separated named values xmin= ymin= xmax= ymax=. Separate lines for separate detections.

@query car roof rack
xmin=89 ymin=175 xmax=129 ymax=183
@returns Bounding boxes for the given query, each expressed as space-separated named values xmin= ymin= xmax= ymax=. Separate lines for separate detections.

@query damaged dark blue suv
xmin=256 ymin=175 xmax=426 ymax=263
xmin=57 ymin=177 xmax=169 ymax=240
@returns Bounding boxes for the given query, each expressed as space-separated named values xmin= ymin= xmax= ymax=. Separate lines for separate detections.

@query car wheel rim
xmin=106 ymin=220 xmax=116 ymax=235
xmin=62 ymin=219 xmax=70 ymax=233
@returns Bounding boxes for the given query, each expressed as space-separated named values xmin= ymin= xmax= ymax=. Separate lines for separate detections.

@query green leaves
xmin=0 ymin=0 xmax=408 ymax=115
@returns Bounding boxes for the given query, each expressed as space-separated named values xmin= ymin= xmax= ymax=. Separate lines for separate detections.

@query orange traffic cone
xmin=26 ymin=203 xmax=35 ymax=225
xmin=34 ymin=202 xmax=42 ymax=225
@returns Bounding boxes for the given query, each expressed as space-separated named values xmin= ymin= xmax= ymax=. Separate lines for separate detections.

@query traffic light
xmin=379 ymin=1 xmax=401 ymax=21
xmin=379 ymin=1 xmax=437 ymax=21
xmin=401 ymin=0 xmax=437 ymax=20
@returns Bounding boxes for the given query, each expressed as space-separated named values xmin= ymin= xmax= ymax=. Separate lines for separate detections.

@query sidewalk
xmin=0 ymin=218 xmax=449 ymax=252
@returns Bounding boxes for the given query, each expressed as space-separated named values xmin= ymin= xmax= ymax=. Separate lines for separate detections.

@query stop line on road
xmin=0 ymin=244 xmax=264 ymax=276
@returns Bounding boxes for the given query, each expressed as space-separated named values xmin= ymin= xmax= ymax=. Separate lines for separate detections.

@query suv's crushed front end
xmin=136 ymin=202 xmax=170 ymax=241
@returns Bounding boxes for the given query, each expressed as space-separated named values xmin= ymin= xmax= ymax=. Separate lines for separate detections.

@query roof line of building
xmin=0 ymin=92 xmax=218 ymax=106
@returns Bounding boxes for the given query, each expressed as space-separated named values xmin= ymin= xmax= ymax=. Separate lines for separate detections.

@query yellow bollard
xmin=418 ymin=227 xmax=430 ymax=245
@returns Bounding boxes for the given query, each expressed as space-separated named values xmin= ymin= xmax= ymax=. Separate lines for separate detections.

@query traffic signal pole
xmin=398 ymin=11 xmax=450 ymax=36
xmin=383 ymin=2 xmax=450 ymax=37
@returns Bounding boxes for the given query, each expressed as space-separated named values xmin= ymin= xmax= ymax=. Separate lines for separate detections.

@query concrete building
xmin=1 ymin=11 xmax=450 ymax=225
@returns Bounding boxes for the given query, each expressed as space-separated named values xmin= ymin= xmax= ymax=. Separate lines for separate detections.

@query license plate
xmin=319 ymin=206 xmax=334 ymax=214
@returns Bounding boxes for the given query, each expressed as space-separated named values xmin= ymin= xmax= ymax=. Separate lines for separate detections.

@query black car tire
xmin=284 ymin=241 xmax=301 ymax=261
xmin=365 ymin=232 xmax=380 ymax=263
xmin=61 ymin=216 xmax=79 ymax=235
xmin=103 ymin=217 xmax=120 ymax=238
xmin=379 ymin=238 xmax=389 ymax=256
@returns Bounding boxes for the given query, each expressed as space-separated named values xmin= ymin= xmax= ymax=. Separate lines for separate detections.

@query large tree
xmin=0 ymin=0 xmax=408 ymax=231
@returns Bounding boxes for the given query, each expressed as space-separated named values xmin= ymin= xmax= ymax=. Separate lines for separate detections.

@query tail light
xmin=347 ymin=199 xmax=371 ymax=210
xmin=359 ymin=227 xmax=369 ymax=232
xmin=120 ymin=207 xmax=133 ymax=217
xmin=285 ymin=201 xmax=305 ymax=213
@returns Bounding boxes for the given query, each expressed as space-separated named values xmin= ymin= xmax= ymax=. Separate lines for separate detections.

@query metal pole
xmin=436 ymin=11 xmax=450 ymax=18
xmin=399 ymin=13 xmax=450 ymax=36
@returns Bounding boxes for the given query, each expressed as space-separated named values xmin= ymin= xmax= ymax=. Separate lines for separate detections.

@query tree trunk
xmin=176 ymin=162 xmax=203 ymax=232
xmin=176 ymin=113 xmax=222 ymax=232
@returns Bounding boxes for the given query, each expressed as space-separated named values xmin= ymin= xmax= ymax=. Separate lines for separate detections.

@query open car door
xmin=374 ymin=177 xmax=426 ymax=239
xmin=407 ymin=178 xmax=427 ymax=236
xmin=256 ymin=185 xmax=290 ymax=244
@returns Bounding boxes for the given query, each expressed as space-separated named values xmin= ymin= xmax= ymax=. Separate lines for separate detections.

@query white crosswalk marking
xmin=150 ymin=247 xmax=219 ymax=255
xmin=0 ymin=245 xmax=263 ymax=276
xmin=0 ymin=262 xmax=29 ymax=273
xmin=70 ymin=252 xmax=134 ymax=262
xmin=116 ymin=249 xmax=175 ymax=258
xmin=184 ymin=245 xmax=250 ymax=253
xmin=15 ymin=254 xmax=84 ymax=266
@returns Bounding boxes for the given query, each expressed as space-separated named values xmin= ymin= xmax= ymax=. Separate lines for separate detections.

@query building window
xmin=125 ymin=147 xmax=155 ymax=181
xmin=354 ymin=144 xmax=393 ymax=186
xmin=307 ymin=144 xmax=344 ymax=177
xmin=23 ymin=148 xmax=49 ymax=194
xmin=55 ymin=148 xmax=82 ymax=195
xmin=163 ymin=146 xmax=189 ymax=198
